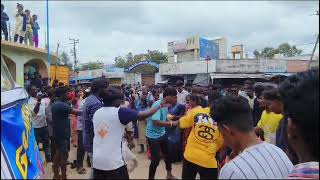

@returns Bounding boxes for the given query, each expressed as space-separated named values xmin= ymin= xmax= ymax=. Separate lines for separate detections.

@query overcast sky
xmin=2 ymin=1 xmax=319 ymax=64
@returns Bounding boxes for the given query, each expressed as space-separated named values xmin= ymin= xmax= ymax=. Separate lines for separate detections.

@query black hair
xmin=244 ymin=80 xmax=253 ymax=86
xmin=91 ymin=78 xmax=109 ymax=94
xmin=1 ymin=4 xmax=4 ymax=10
xmin=47 ymin=88 xmax=55 ymax=98
xmin=279 ymin=69 xmax=319 ymax=160
xmin=176 ymin=80 xmax=184 ymax=87
xmin=100 ymin=87 xmax=124 ymax=107
xmin=163 ymin=87 xmax=177 ymax=97
xmin=211 ymin=95 xmax=254 ymax=133
xmin=262 ymin=88 xmax=281 ymax=101
xmin=253 ymin=84 xmax=265 ymax=98
xmin=55 ymin=87 xmax=68 ymax=98
xmin=186 ymin=94 xmax=201 ymax=105
xmin=58 ymin=82 xmax=64 ymax=87
xmin=26 ymin=85 xmax=34 ymax=94
xmin=211 ymin=84 xmax=222 ymax=91
xmin=208 ymin=90 xmax=222 ymax=105
xmin=161 ymin=83 xmax=168 ymax=90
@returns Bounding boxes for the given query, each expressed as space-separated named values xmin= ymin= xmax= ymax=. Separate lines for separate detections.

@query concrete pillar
xmin=16 ymin=62 xmax=24 ymax=86
xmin=194 ymin=49 xmax=198 ymax=61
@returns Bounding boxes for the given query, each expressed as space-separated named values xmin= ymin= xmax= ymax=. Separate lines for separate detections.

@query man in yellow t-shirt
xmin=172 ymin=103 xmax=223 ymax=179
xmin=256 ymin=89 xmax=283 ymax=144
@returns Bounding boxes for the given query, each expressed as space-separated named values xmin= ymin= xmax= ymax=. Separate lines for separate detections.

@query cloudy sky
xmin=2 ymin=1 xmax=319 ymax=64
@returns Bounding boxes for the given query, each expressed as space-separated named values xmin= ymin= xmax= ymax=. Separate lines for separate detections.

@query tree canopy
xmin=254 ymin=43 xmax=303 ymax=59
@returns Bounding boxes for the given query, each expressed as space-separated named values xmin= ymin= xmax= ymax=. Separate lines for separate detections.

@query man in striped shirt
xmin=211 ymin=96 xmax=293 ymax=179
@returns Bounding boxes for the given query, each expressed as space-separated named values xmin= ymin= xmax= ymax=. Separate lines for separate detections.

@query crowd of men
xmin=27 ymin=68 xmax=319 ymax=179
xmin=1 ymin=3 xmax=40 ymax=47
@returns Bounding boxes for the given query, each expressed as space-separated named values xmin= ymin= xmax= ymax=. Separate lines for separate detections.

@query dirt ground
xmin=42 ymin=143 xmax=184 ymax=179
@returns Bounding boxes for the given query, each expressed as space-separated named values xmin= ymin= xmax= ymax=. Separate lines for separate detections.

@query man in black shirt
xmin=51 ymin=87 xmax=81 ymax=179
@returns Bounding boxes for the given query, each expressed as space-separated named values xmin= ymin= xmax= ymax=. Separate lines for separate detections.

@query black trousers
xmin=182 ymin=159 xmax=218 ymax=179
xmin=147 ymin=136 xmax=172 ymax=179
xmin=76 ymin=130 xmax=85 ymax=168
xmin=34 ymin=126 xmax=52 ymax=162
xmin=13 ymin=34 xmax=24 ymax=43
xmin=50 ymin=136 xmax=56 ymax=159
xmin=93 ymin=165 xmax=129 ymax=179
xmin=1 ymin=24 xmax=8 ymax=40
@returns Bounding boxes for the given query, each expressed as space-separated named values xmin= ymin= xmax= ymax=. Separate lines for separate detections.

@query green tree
xmin=277 ymin=43 xmax=303 ymax=57
xmin=79 ymin=61 xmax=103 ymax=70
xmin=59 ymin=51 xmax=73 ymax=70
xmin=145 ymin=50 xmax=168 ymax=64
xmin=261 ymin=47 xmax=277 ymax=59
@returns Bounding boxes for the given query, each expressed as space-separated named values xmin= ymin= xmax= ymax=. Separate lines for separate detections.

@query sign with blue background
xmin=1 ymin=100 xmax=44 ymax=179
xmin=199 ymin=38 xmax=219 ymax=60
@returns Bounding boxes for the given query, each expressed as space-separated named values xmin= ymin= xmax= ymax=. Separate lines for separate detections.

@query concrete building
xmin=159 ymin=58 xmax=319 ymax=85
xmin=73 ymin=68 xmax=142 ymax=85
xmin=167 ymin=36 xmax=224 ymax=62
xmin=1 ymin=40 xmax=59 ymax=86
xmin=212 ymin=37 xmax=228 ymax=59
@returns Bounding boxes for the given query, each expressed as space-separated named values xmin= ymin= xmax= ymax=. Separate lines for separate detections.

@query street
xmin=41 ymin=142 xmax=183 ymax=179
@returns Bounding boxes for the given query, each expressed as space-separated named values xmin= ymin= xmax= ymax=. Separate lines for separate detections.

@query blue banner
xmin=1 ymin=100 xmax=44 ymax=179
xmin=199 ymin=38 xmax=219 ymax=60
xmin=125 ymin=60 xmax=159 ymax=72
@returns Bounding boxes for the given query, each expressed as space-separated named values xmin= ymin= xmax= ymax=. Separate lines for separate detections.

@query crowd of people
xmin=1 ymin=3 xmax=40 ymax=47
xmin=26 ymin=68 xmax=318 ymax=179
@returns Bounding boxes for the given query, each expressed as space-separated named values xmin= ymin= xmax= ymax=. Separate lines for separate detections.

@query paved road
xmin=42 ymin=143 xmax=183 ymax=179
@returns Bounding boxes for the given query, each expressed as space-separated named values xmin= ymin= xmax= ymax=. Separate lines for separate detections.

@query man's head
xmin=151 ymin=89 xmax=161 ymax=101
xmin=100 ymin=87 xmax=124 ymax=107
xmin=243 ymin=80 xmax=253 ymax=89
xmin=211 ymin=96 xmax=254 ymax=150
xmin=253 ymin=84 xmax=265 ymax=99
xmin=208 ymin=90 xmax=222 ymax=105
xmin=55 ymin=87 xmax=69 ymax=101
xmin=262 ymin=89 xmax=283 ymax=114
xmin=32 ymin=14 xmax=37 ymax=21
xmin=17 ymin=3 xmax=23 ymax=11
xmin=163 ymin=87 xmax=177 ymax=105
xmin=25 ymin=9 xmax=30 ymax=16
xmin=58 ymin=82 xmax=64 ymax=87
xmin=91 ymin=78 xmax=109 ymax=96
xmin=279 ymin=69 xmax=319 ymax=161
xmin=230 ymin=84 xmax=239 ymax=96
xmin=26 ymin=85 xmax=38 ymax=98
xmin=244 ymin=85 xmax=254 ymax=99
xmin=176 ymin=80 xmax=184 ymax=93
xmin=186 ymin=94 xmax=200 ymax=108
xmin=258 ymin=86 xmax=275 ymax=110
xmin=1 ymin=4 xmax=4 ymax=11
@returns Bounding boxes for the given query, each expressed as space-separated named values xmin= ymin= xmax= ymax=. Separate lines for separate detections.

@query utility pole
xmin=54 ymin=43 xmax=60 ymax=80
xmin=308 ymin=34 xmax=319 ymax=69
xmin=308 ymin=10 xmax=319 ymax=69
xmin=69 ymin=38 xmax=80 ymax=71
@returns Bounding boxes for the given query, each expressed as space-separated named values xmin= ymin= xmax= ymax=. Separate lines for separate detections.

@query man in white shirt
xmin=176 ymin=80 xmax=189 ymax=105
xmin=211 ymin=96 xmax=293 ymax=179
xmin=27 ymin=85 xmax=52 ymax=162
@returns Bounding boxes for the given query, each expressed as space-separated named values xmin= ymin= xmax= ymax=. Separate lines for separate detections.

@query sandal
xmin=77 ymin=167 xmax=86 ymax=174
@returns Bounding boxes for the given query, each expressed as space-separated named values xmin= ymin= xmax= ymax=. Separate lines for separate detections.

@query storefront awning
xmin=210 ymin=73 xmax=265 ymax=79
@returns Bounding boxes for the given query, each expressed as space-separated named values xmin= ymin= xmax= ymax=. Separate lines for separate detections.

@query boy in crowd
xmin=1 ymin=4 xmax=9 ymax=40
xmin=211 ymin=96 xmax=293 ymax=179
xmin=279 ymin=69 xmax=319 ymax=179
xmin=51 ymin=87 xmax=82 ymax=179
xmin=32 ymin=14 xmax=40 ymax=47
xmin=147 ymin=87 xmax=177 ymax=179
